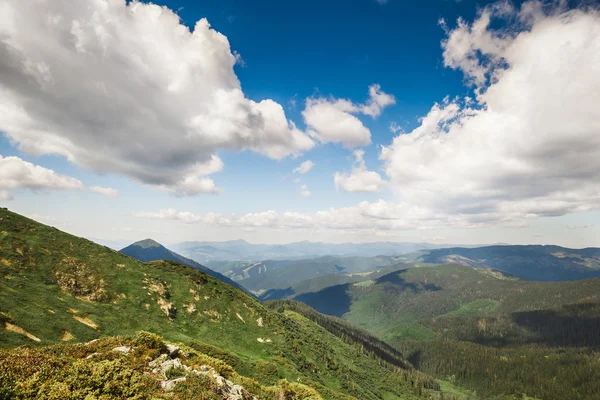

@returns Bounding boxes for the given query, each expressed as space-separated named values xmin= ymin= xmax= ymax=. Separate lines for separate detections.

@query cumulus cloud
xmin=334 ymin=150 xmax=385 ymax=193
xmin=90 ymin=186 xmax=119 ymax=197
xmin=0 ymin=0 xmax=314 ymax=196
xmin=299 ymin=184 xmax=311 ymax=197
xmin=380 ymin=1 xmax=600 ymax=227
xmin=0 ymin=156 xmax=84 ymax=198
xmin=293 ymin=160 xmax=315 ymax=174
xmin=303 ymin=85 xmax=395 ymax=147
xmin=134 ymin=199 xmax=488 ymax=232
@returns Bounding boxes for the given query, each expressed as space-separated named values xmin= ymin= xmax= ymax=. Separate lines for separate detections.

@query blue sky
xmin=1 ymin=0 xmax=599 ymax=247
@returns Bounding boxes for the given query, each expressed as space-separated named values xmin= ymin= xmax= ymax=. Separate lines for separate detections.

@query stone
xmin=161 ymin=376 xmax=186 ymax=391
xmin=166 ymin=343 xmax=182 ymax=358
xmin=111 ymin=346 xmax=131 ymax=354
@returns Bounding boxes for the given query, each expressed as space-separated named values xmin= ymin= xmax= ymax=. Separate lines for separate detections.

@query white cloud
xmin=360 ymin=84 xmax=396 ymax=118
xmin=90 ymin=186 xmax=119 ymax=197
xmin=293 ymin=160 xmax=315 ymax=174
xmin=0 ymin=156 xmax=84 ymax=196
xmin=334 ymin=150 xmax=385 ymax=193
xmin=299 ymin=184 xmax=311 ymax=197
xmin=134 ymin=200 xmax=443 ymax=232
xmin=135 ymin=197 xmax=546 ymax=234
xmin=389 ymin=122 xmax=403 ymax=134
xmin=0 ymin=190 xmax=13 ymax=201
xmin=379 ymin=2 xmax=600 ymax=227
xmin=303 ymin=85 xmax=395 ymax=147
xmin=0 ymin=0 xmax=314 ymax=196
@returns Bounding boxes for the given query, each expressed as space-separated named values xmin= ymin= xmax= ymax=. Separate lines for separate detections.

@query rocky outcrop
xmin=147 ymin=343 xmax=255 ymax=399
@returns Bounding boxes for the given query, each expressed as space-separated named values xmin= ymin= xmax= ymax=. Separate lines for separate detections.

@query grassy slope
xmin=0 ymin=208 xmax=447 ymax=400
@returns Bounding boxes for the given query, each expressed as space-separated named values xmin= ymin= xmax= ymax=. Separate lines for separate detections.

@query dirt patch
xmin=5 ymin=322 xmax=41 ymax=342
xmin=157 ymin=297 xmax=175 ymax=318
xmin=73 ymin=315 xmax=98 ymax=329
xmin=185 ymin=303 xmax=197 ymax=314
xmin=144 ymin=278 xmax=176 ymax=318
xmin=55 ymin=257 xmax=110 ymax=302
xmin=189 ymin=288 xmax=200 ymax=301
xmin=60 ymin=330 xmax=75 ymax=341
xmin=256 ymin=317 xmax=264 ymax=327
xmin=236 ymin=313 xmax=245 ymax=323
xmin=204 ymin=310 xmax=221 ymax=322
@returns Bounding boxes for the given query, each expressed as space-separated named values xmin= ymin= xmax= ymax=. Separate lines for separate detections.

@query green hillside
xmin=290 ymin=264 xmax=600 ymax=399
xmin=0 ymin=208 xmax=449 ymax=400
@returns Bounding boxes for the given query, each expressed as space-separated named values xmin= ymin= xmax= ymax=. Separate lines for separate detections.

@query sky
xmin=0 ymin=0 xmax=599 ymax=248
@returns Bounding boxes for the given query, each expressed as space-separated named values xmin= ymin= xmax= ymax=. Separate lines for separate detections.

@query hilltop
xmin=0 ymin=208 xmax=448 ymax=400
xmin=120 ymin=238 xmax=247 ymax=293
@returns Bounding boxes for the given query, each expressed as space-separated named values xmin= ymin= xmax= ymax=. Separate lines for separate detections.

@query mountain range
xmin=419 ymin=245 xmax=600 ymax=281
xmin=170 ymin=239 xmax=486 ymax=263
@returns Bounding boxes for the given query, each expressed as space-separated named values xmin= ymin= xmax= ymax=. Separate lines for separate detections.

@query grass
xmin=442 ymin=299 xmax=501 ymax=317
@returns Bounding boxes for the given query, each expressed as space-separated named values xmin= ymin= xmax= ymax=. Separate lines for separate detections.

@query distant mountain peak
xmin=131 ymin=238 xmax=163 ymax=249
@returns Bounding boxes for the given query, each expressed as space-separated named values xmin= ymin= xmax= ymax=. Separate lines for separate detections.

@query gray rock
xmin=111 ymin=346 xmax=131 ymax=354
xmin=161 ymin=376 xmax=186 ymax=391
xmin=166 ymin=343 xmax=182 ymax=358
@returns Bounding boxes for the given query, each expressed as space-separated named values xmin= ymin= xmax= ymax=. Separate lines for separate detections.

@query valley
xmin=3 ymin=207 xmax=600 ymax=399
